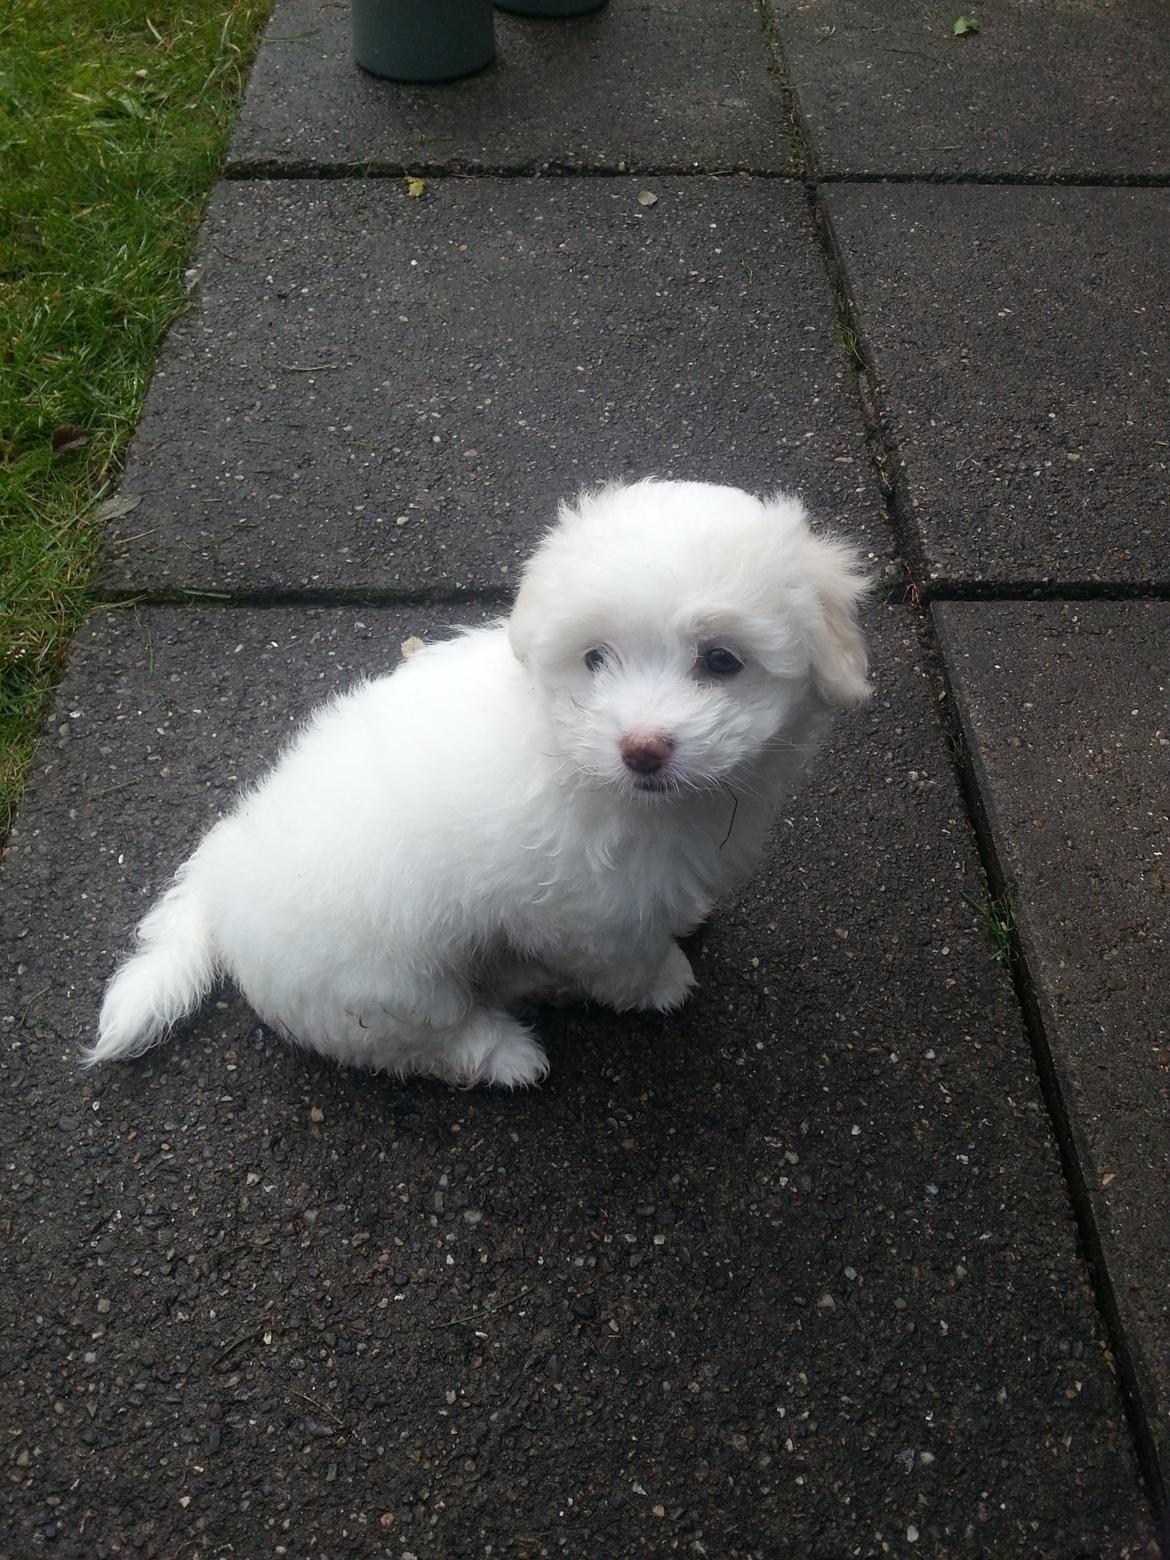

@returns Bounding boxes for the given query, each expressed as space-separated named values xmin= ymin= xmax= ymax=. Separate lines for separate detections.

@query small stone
xmin=96 ymin=1298 xmax=111 ymax=1315
xmin=907 ymin=1525 xmax=919 ymax=1543
xmin=571 ymin=1295 xmax=597 ymax=1320
xmin=462 ymin=1209 xmax=483 ymax=1225
xmin=206 ymin=1425 xmax=222 ymax=1455
xmin=58 ymin=1116 xmax=78 ymax=1134
xmin=309 ymin=1106 xmax=324 ymax=1123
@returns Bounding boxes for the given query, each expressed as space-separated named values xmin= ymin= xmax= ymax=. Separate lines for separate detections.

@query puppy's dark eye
xmin=584 ymin=647 xmax=609 ymax=674
xmin=700 ymin=647 xmax=743 ymax=677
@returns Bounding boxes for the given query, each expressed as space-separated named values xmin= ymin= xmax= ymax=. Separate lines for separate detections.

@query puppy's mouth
xmin=629 ymin=772 xmax=676 ymax=797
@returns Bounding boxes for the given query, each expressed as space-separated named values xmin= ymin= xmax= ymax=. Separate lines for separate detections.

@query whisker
xmin=718 ymin=786 xmax=739 ymax=849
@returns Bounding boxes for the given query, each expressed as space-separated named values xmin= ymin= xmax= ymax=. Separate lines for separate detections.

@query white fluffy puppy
xmin=90 ymin=479 xmax=870 ymax=1087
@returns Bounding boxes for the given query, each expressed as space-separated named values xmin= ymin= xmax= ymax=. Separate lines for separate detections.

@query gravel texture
xmin=823 ymin=185 xmax=1170 ymax=591
xmin=767 ymin=0 xmax=1170 ymax=180
xmin=102 ymin=177 xmax=887 ymax=597
xmin=229 ymin=0 xmax=790 ymax=174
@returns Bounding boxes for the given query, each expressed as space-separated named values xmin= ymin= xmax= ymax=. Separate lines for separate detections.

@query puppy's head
xmin=508 ymin=479 xmax=871 ymax=799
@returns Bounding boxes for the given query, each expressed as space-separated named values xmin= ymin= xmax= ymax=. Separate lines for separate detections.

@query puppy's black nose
xmin=620 ymin=733 xmax=674 ymax=776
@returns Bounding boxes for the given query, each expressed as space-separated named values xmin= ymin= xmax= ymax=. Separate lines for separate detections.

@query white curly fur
xmin=90 ymin=479 xmax=870 ymax=1087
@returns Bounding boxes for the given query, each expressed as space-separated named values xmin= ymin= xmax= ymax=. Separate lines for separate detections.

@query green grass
xmin=833 ymin=303 xmax=865 ymax=374
xmin=0 ymin=0 xmax=271 ymax=838
xmin=961 ymin=889 xmax=1015 ymax=968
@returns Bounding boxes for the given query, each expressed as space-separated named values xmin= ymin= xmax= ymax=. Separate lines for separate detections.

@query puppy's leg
xmin=393 ymin=972 xmax=473 ymax=1033
xmin=634 ymin=941 xmax=696 ymax=1012
xmin=569 ymin=938 xmax=696 ymax=1015
xmin=486 ymin=958 xmax=582 ymax=1010
xmin=431 ymin=1007 xmax=550 ymax=1090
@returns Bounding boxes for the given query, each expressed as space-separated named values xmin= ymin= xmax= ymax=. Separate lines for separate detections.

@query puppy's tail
xmin=86 ymin=862 xmax=218 ymax=1065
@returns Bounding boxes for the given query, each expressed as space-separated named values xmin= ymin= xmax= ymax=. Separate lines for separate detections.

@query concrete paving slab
xmin=935 ymin=599 xmax=1170 ymax=1490
xmin=822 ymin=184 xmax=1170 ymax=592
xmin=1 ymin=603 xmax=1154 ymax=1555
xmin=103 ymin=177 xmax=885 ymax=596
xmin=767 ymin=0 xmax=1170 ymax=180
xmin=229 ymin=0 xmax=787 ymax=174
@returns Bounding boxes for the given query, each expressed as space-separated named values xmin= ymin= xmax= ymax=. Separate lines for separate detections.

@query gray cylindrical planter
xmin=353 ymin=0 xmax=496 ymax=82
xmin=495 ymin=0 xmax=607 ymax=14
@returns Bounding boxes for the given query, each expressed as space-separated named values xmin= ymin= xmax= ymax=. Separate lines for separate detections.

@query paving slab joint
xmin=934 ymin=651 xmax=1170 ymax=1544
xmin=749 ymin=0 xmax=804 ymax=180
xmin=918 ymin=579 xmax=1170 ymax=605
xmin=92 ymin=585 xmax=517 ymax=611
xmin=817 ymin=170 xmax=1170 ymax=189
xmin=221 ymin=159 xmax=793 ymax=180
xmin=753 ymin=4 xmax=928 ymax=590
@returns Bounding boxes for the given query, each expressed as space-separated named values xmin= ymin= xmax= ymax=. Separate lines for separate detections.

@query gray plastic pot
xmin=352 ymin=0 xmax=496 ymax=82
xmin=495 ymin=0 xmax=608 ymax=14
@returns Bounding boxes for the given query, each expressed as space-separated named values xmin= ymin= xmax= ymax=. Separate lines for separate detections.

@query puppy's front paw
xmin=638 ymin=943 xmax=696 ymax=1013
xmin=441 ymin=1010 xmax=549 ymax=1089
xmin=484 ymin=1029 xmax=550 ymax=1089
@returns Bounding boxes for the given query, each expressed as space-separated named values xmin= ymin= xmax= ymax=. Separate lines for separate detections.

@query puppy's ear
xmin=507 ymin=587 xmax=536 ymax=666
xmin=776 ymin=509 xmax=872 ymax=709
xmin=508 ymin=487 xmax=610 ymax=667
xmin=805 ymin=534 xmax=871 ymax=708
xmin=508 ymin=533 xmax=563 ymax=668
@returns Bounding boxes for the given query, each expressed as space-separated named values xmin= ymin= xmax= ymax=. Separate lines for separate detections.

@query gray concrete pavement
xmin=103 ymin=178 xmax=886 ymax=596
xmin=822 ymin=185 xmax=1170 ymax=591
xmin=766 ymin=0 xmax=1170 ymax=180
xmin=0 ymin=606 xmax=1152 ymax=1554
xmin=229 ymin=0 xmax=789 ymax=172
xmin=3 ymin=0 xmax=1169 ymax=1551
xmin=935 ymin=600 xmax=1170 ymax=1483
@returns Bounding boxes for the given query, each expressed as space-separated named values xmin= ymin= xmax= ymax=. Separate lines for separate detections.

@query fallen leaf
xmin=309 ymin=1105 xmax=324 ymax=1123
xmin=406 ymin=176 xmax=426 ymax=198
xmin=952 ymin=15 xmax=980 ymax=35
xmin=93 ymin=492 xmax=142 ymax=523
xmin=400 ymin=636 xmax=426 ymax=659
xmin=637 ymin=190 xmax=658 ymax=207
xmin=51 ymin=424 xmax=90 ymax=456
